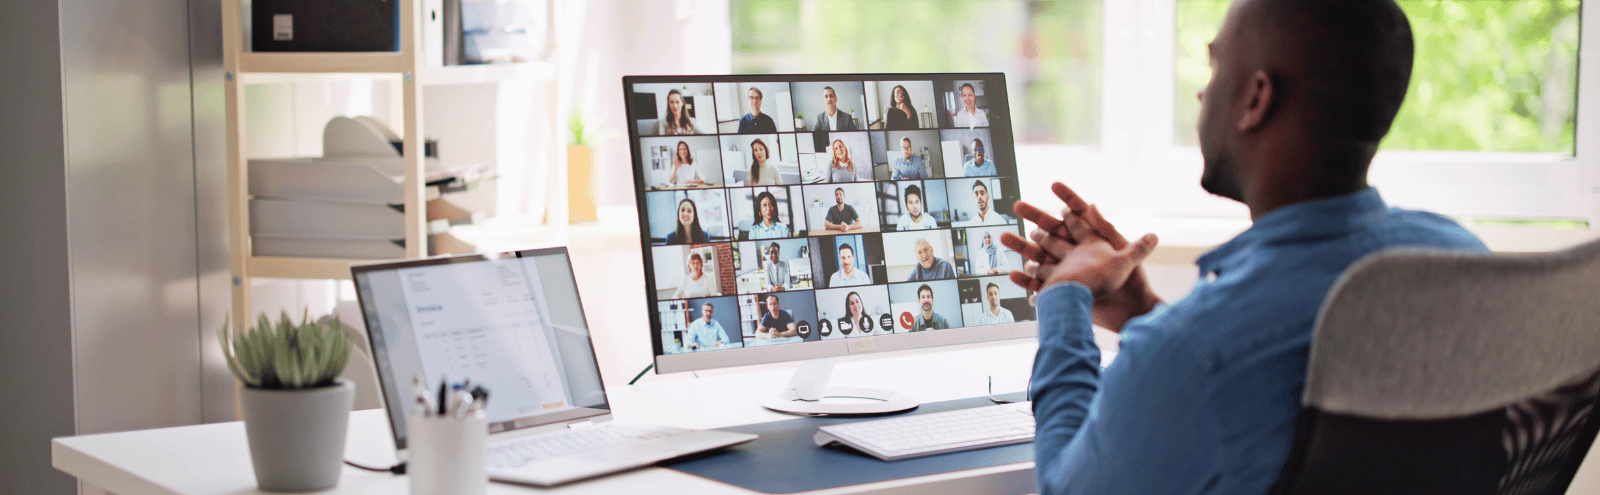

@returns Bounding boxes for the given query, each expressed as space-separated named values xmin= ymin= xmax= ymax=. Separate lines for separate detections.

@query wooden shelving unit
xmin=220 ymin=0 xmax=557 ymax=329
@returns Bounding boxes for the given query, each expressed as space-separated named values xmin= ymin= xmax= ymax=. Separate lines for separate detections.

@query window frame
xmin=1011 ymin=0 xmax=1598 ymax=223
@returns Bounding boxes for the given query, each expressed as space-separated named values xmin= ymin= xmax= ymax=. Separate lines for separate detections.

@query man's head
xmin=838 ymin=243 xmax=855 ymax=272
xmin=768 ymin=242 xmax=781 ymax=263
xmin=748 ymin=87 xmax=764 ymax=115
xmin=766 ymin=294 xmax=781 ymax=313
xmin=901 ymin=137 xmax=914 ymax=161
xmin=972 ymin=139 xmax=986 ymax=165
xmin=1197 ymin=0 xmax=1413 ymax=206
xmin=701 ymin=302 xmax=714 ymax=320
xmin=986 ymin=283 xmax=1001 ymax=308
xmin=914 ymin=239 xmax=935 ymax=268
xmin=917 ymin=284 xmax=935 ymax=312
xmin=960 ymin=83 xmax=977 ymax=111
xmin=904 ymin=185 xmax=923 ymax=217
xmin=823 ymin=86 xmax=838 ymax=113
xmin=972 ymin=180 xmax=990 ymax=213
xmin=834 ymin=187 xmax=845 ymax=205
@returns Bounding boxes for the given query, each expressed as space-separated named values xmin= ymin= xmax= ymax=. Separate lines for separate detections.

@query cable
xmin=344 ymin=459 xmax=406 ymax=475
xmin=627 ymin=363 xmax=654 ymax=385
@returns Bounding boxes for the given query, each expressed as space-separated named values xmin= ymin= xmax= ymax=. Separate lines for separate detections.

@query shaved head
xmin=1198 ymin=0 xmax=1413 ymax=212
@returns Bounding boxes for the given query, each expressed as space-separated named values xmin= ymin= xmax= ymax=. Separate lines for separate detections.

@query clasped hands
xmin=1001 ymin=183 xmax=1162 ymax=332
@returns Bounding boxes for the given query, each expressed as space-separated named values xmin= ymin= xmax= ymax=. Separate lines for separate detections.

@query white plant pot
xmin=239 ymin=379 xmax=354 ymax=492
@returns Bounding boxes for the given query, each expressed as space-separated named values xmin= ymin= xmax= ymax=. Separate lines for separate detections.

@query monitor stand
xmin=761 ymin=358 xmax=918 ymax=415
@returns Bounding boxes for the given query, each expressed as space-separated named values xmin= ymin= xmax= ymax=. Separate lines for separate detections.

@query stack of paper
xmin=249 ymin=116 xmax=487 ymax=259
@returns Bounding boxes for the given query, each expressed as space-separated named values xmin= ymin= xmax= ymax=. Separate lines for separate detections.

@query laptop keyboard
xmin=486 ymin=423 xmax=689 ymax=468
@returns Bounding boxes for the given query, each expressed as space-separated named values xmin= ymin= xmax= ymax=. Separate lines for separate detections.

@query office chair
xmin=1270 ymin=238 xmax=1600 ymax=495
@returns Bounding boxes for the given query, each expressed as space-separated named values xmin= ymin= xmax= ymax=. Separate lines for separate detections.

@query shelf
xmin=238 ymin=60 xmax=556 ymax=85
xmin=240 ymin=52 xmax=409 ymax=74
xmin=247 ymin=256 xmax=362 ymax=280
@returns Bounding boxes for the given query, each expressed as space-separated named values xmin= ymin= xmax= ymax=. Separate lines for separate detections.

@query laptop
xmin=351 ymin=247 xmax=757 ymax=486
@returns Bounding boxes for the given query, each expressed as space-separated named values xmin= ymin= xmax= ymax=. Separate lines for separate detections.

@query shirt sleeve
xmin=1031 ymin=284 xmax=1224 ymax=495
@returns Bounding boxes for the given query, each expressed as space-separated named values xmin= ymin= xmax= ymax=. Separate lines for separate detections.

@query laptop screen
xmin=352 ymin=247 xmax=608 ymax=450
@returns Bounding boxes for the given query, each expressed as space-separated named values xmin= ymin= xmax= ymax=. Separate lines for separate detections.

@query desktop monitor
xmin=624 ymin=74 xmax=1034 ymax=414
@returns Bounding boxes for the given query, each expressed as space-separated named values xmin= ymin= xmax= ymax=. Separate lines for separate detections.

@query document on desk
xmin=398 ymin=259 xmax=576 ymax=422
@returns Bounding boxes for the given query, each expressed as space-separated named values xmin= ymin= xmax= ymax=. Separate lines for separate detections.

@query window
xmin=732 ymin=0 xmax=1595 ymax=223
xmin=1175 ymin=0 xmax=1581 ymax=154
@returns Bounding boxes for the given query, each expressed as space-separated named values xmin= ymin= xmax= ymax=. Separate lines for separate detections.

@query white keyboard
xmin=486 ymin=423 xmax=689 ymax=468
xmin=813 ymin=402 xmax=1035 ymax=461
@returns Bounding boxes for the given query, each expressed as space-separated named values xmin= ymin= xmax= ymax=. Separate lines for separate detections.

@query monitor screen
xmin=625 ymin=74 xmax=1035 ymax=373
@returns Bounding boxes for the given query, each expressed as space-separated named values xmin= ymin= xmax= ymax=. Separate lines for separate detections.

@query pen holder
xmin=408 ymin=412 xmax=488 ymax=495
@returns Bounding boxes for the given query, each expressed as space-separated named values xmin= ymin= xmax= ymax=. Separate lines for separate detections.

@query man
xmin=823 ymin=188 xmax=862 ymax=232
xmin=737 ymin=87 xmax=777 ymax=134
xmin=951 ymin=83 xmax=989 ymax=128
xmin=764 ymin=242 xmax=788 ymax=292
xmin=812 ymin=86 xmax=855 ymax=131
xmin=828 ymin=243 xmax=871 ymax=287
xmin=684 ymin=302 xmax=730 ymax=351
xmin=974 ymin=283 xmax=1014 ymax=325
xmin=897 ymin=184 xmax=938 ymax=230
xmin=908 ymin=284 xmax=950 ymax=331
xmin=962 ymin=139 xmax=997 ymax=177
xmin=754 ymin=294 xmax=799 ymax=340
xmin=1002 ymin=1 xmax=1488 ymax=492
xmin=959 ymin=180 xmax=1008 ymax=226
xmin=972 ymin=232 xmax=1009 ymax=275
xmin=891 ymin=137 xmax=927 ymax=180
xmin=905 ymin=238 xmax=955 ymax=281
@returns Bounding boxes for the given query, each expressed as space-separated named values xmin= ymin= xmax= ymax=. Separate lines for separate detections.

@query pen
xmin=437 ymin=375 xmax=448 ymax=416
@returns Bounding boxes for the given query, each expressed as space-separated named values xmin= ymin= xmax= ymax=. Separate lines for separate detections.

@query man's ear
xmin=1237 ymin=70 xmax=1275 ymax=131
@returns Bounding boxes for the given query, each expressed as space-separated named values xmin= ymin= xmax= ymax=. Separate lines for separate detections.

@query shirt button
xmin=1204 ymin=271 xmax=1218 ymax=283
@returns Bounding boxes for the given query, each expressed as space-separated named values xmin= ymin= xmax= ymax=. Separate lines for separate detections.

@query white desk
xmin=53 ymin=339 xmax=1041 ymax=494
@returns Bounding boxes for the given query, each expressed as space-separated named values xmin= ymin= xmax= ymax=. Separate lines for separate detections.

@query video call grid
xmin=631 ymin=78 xmax=1030 ymax=356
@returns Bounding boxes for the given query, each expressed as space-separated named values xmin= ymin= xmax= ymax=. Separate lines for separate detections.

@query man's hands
xmin=1003 ymin=183 xmax=1163 ymax=332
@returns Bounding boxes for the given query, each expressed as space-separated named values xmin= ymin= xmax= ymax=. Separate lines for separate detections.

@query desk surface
xmin=52 ymin=340 xmax=1040 ymax=495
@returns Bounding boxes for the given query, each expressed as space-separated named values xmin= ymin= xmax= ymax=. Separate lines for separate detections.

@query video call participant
xmin=737 ymin=87 xmax=777 ymax=134
xmin=842 ymin=291 xmax=868 ymax=334
xmin=671 ymin=252 xmax=718 ymax=299
xmin=749 ymin=191 xmax=789 ymax=239
xmin=764 ymin=242 xmax=788 ymax=292
xmin=897 ymin=184 xmax=938 ymax=230
xmin=974 ymin=282 xmax=1014 ymax=325
xmin=657 ymin=89 xmax=697 ymax=135
xmin=828 ymin=139 xmax=870 ymax=182
xmin=813 ymin=86 xmax=855 ymax=131
xmin=754 ymin=294 xmax=799 ymax=340
xmin=665 ymin=198 xmax=708 ymax=244
xmin=828 ymin=243 xmax=872 ymax=287
xmin=891 ymin=137 xmax=927 ymax=180
xmin=909 ymin=284 xmax=950 ymax=331
xmin=962 ymin=139 xmax=997 ymax=177
xmin=685 ymin=302 xmax=730 ymax=351
xmin=885 ymin=84 xmax=918 ymax=130
xmin=973 ymin=232 xmax=1010 ymax=275
xmin=1007 ymin=1 xmax=1489 ymax=492
xmin=959 ymin=180 xmax=1008 ymax=226
xmin=906 ymin=238 xmax=956 ymax=281
xmin=952 ymin=83 xmax=988 ymax=128
xmin=670 ymin=141 xmax=706 ymax=187
xmin=823 ymin=188 xmax=862 ymax=232
xmin=748 ymin=138 xmax=781 ymax=186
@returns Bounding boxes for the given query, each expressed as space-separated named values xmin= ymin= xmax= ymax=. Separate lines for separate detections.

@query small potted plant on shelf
xmin=221 ymin=311 xmax=353 ymax=492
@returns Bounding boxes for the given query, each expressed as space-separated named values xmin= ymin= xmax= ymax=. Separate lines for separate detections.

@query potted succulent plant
xmin=220 ymin=311 xmax=353 ymax=492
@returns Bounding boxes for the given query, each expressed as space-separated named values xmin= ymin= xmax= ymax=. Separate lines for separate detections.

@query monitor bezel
xmin=622 ymin=73 xmax=1036 ymax=374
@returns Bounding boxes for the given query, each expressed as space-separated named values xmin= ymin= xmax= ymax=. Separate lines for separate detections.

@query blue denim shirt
xmin=1031 ymin=188 xmax=1487 ymax=494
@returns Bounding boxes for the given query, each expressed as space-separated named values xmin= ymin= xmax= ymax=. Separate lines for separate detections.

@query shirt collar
xmin=1197 ymin=187 xmax=1388 ymax=275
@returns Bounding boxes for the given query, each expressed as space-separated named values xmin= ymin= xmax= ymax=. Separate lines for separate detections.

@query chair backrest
xmin=1271 ymin=237 xmax=1600 ymax=495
